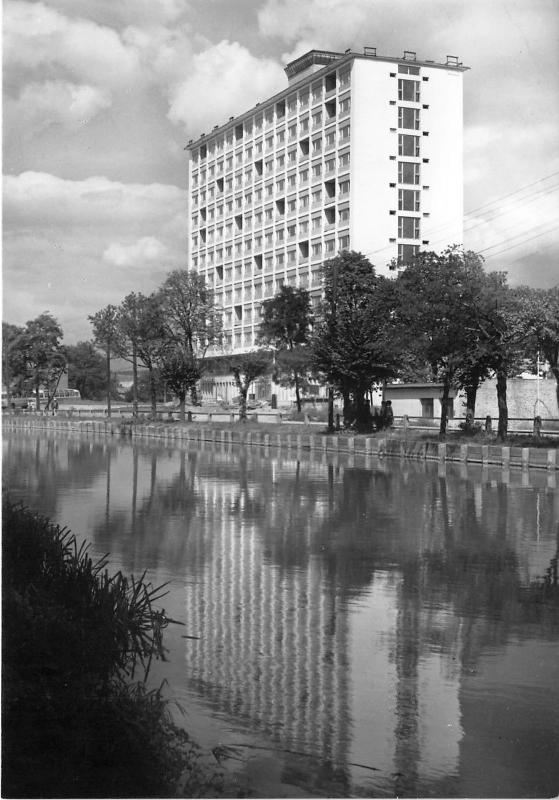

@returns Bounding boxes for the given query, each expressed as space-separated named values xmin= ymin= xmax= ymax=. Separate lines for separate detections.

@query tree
xmin=20 ymin=313 xmax=66 ymax=411
xmin=158 ymin=270 xmax=222 ymax=405
xmin=226 ymin=352 xmax=270 ymax=421
xmin=131 ymin=294 xmax=167 ymax=418
xmin=258 ymin=286 xmax=313 ymax=412
xmin=66 ymin=341 xmax=109 ymax=400
xmin=116 ymin=293 xmax=167 ymax=418
xmin=313 ymin=251 xmax=400 ymax=432
xmin=89 ymin=304 xmax=119 ymax=417
xmin=393 ymin=248 xmax=494 ymax=438
xmin=159 ymin=345 xmax=201 ymax=421
xmin=515 ymin=285 xmax=559 ymax=413
xmin=2 ymin=323 xmax=27 ymax=403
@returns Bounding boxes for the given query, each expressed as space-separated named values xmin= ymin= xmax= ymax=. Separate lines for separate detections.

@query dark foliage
xmin=2 ymin=501 xmax=220 ymax=798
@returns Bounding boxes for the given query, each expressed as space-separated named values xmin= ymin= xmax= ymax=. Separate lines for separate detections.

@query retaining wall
xmin=3 ymin=416 xmax=558 ymax=472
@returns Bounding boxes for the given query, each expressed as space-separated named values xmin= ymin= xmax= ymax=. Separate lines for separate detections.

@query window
xmin=398 ymin=216 xmax=420 ymax=239
xmin=312 ymin=111 xmax=323 ymax=129
xmin=398 ymin=161 xmax=420 ymax=185
xmin=398 ymin=134 xmax=420 ymax=157
xmin=339 ymin=96 xmax=351 ymax=115
xmin=325 ymin=130 xmax=336 ymax=149
xmin=420 ymin=398 xmax=434 ymax=418
xmin=398 ymin=243 xmax=419 ymax=263
xmin=339 ymin=234 xmax=349 ymax=250
xmin=398 ymin=79 xmax=420 ymax=102
xmin=325 ymin=99 xmax=336 ymax=119
xmin=312 ymin=137 xmax=322 ymax=154
xmin=312 ymin=82 xmax=322 ymax=102
xmin=288 ymin=124 xmax=297 ymax=141
xmin=287 ymin=94 xmax=297 ymax=115
xmin=325 ymin=157 xmax=335 ymax=174
xmin=287 ymin=173 xmax=297 ymax=189
xmin=339 ymin=151 xmax=350 ymax=169
xmin=325 ymin=73 xmax=336 ymax=93
xmin=312 ymin=241 xmax=322 ymax=257
xmin=398 ymin=107 xmax=420 ymax=130
xmin=339 ymin=206 xmax=350 ymax=223
xmin=312 ymin=163 xmax=322 ymax=179
xmin=339 ymin=179 xmax=350 ymax=196
xmin=398 ymin=64 xmax=420 ymax=75
xmin=339 ymin=124 xmax=350 ymax=142
xmin=398 ymin=189 xmax=420 ymax=211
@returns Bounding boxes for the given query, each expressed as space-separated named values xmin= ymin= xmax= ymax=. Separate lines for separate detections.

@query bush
xmin=2 ymin=501 xmax=221 ymax=798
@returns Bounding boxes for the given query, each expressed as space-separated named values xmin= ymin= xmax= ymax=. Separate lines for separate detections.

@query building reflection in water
xmin=3 ymin=430 xmax=558 ymax=797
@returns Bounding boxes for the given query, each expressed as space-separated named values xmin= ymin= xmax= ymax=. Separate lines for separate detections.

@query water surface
xmin=3 ymin=430 xmax=559 ymax=798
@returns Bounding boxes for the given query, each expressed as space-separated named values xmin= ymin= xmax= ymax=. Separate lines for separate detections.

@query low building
xmin=384 ymin=378 xmax=558 ymax=423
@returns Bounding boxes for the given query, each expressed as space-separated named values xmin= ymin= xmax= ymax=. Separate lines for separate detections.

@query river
xmin=3 ymin=428 xmax=559 ymax=798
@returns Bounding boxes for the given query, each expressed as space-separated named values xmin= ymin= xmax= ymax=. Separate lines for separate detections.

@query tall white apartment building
xmin=186 ymin=48 xmax=468 ymax=353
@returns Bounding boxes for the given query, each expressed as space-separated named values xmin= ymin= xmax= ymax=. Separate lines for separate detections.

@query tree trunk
xmin=106 ymin=346 xmax=112 ymax=418
xmin=190 ymin=384 xmax=200 ymax=406
xmin=132 ymin=344 xmax=138 ymax=418
xmin=327 ymin=386 xmax=335 ymax=433
xmin=439 ymin=377 xmax=450 ymax=439
xmin=464 ymin=383 xmax=477 ymax=430
xmin=35 ymin=376 xmax=41 ymax=412
xmin=178 ymin=393 xmax=186 ymax=422
xmin=295 ymin=374 xmax=301 ymax=413
xmin=238 ymin=385 xmax=248 ymax=422
xmin=551 ymin=365 xmax=559 ymax=415
xmin=354 ymin=390 xmax=371 ymax=433
xmin=496 ymin=369 xmax=508 ymax=441
xmin=149 ymin=366 xmax=157 ymax=418
xmin=342 ymin=390 xmax=352 ymax=428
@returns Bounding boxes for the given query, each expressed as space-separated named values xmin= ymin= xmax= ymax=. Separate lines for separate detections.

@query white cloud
xmin=3 ymin=172 xmax=186 ymax=341
xmin=8 ymin=81 xmax=112 ymax=136
xmin=4 ymin=1 xmax=141 ymax=87
xmin=258 ymin=0 xmax=371 ymax=47
xmin=167 ymin=40 xmax=285 ymax=134
xmin=103 ymin=237 xmax=169 ymax=267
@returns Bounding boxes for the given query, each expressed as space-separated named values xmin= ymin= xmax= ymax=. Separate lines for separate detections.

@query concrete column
xmin=438 ymin=442 xmax=446 ymax=461
xmin=521 ymin=448 xmax=530 ymax=470
xmin=481 ymin=445 xmax=488 ymax=465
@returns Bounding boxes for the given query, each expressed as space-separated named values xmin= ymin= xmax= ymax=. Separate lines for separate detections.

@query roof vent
xmin=364 ymin=46 xmax=377 ymax=56
xmin=446 ymin=55 xmax=460 ymax=66
xmin=403 ymin=50 xmax=416 ymax=60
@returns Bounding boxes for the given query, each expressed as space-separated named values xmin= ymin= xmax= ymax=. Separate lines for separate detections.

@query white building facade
xmin=187 ymin=48 xmax=468 ymax=355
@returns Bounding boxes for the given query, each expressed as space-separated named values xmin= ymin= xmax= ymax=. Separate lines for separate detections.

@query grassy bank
xmin=2 ymin=501 xmax=220 ymax=798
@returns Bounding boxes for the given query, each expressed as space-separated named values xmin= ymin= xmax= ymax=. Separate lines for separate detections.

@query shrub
xmin=2 ymin=501 xmax=221 ymax=798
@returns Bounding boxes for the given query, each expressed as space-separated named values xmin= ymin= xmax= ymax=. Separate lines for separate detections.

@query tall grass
xmin=2 ymin=501 xmax=221 ymax=798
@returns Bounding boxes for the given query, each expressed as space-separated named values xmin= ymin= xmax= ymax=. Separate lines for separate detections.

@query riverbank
xmin=2 ymin=501 xmax=221 ymax=798
xmin=3 ymin=414 xmax=558 ymax=471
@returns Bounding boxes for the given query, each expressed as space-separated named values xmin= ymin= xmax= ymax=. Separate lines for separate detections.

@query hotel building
xmin=186 ymin=48 xmax=468 ymax=354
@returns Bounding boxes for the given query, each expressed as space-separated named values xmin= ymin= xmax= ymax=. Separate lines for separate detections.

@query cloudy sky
xmin=3 ymin=0 xmax=559 ymax=343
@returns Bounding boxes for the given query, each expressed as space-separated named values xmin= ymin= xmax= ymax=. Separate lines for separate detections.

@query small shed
xmin=383 ymin=383 xmax=458 ymax=419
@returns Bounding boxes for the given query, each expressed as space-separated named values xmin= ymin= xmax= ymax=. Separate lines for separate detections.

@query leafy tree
xmin=89 ymin=304 xmax=119 ymax=417
xmin=66 ymin=341 xmax=110 ymax=400
xmin=2 ymin=323 xmax=27 ymax=402
xmin=313 ymin=251 xmax=399 ymax=432
xmin=158 ymin=270 xmax=222 ymax=405
xmin=515 ymin=285 xmax=559 ymax=413
xmin=116 ymin=293 xmax=167 ymax=418
xmin=20 ymin=313 xmax=66 ymax=411
xmin=159 ymin=345 xmax=201 ymax=421
xmin=258 ymin=286 xmax=313 ymax=412
xmin=226 ymin=352 xmax=270 ymax=421
xmin=393 ymin=248 xmax=496 ymax=438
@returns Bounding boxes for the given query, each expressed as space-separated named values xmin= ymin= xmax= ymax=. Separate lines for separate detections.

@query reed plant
xmin=2 ymin=500 xmax=221 ymax=798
